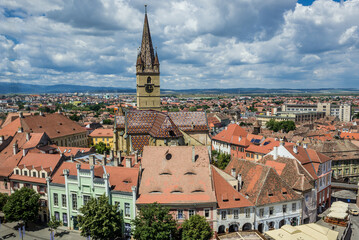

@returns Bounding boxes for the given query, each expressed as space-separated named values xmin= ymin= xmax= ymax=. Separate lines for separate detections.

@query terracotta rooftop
xmin=89 ymin=128 xmax=113 ymax=138
xmin=137 ymin=146 xmax=216 ymax=205
xmin=225 ymin=159 xmax=302 ymax=206
xmin=212 ymin=166 xmax=253 ymax=209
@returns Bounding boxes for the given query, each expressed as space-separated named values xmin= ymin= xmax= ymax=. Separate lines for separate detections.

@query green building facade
xmin=47 ymin=162 xmax=137 ymax=239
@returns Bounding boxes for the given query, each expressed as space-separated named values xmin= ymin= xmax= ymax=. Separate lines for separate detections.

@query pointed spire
xmin=139 ymin=5 xmax=156 ymax=71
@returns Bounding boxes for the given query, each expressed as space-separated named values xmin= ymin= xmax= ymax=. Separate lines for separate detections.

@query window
xmin=72 ymin=194 xmax=77 ymax=210
xmin=292 ymin=203 xmax=296 ymax=212
xmin=259 ymin=208 xmax=264 ymax=217
xmin=189 ymin=209 xmax=195 ymax=218
xmin=32 ymin=171 xmax=36 ymax=177
xmin=245 ymin=208 xmax=250 ymax=218
xmin=16 ymin=169 xmax=19 ymax=175
xmin=283 ymin=204 xmax=287 ymax=213
xmin=125 ymin=203 xmax=130 ymax=217
xmin=177 ymin=210 xmax=184 ymax=219
xmin=13 ymin=182 xmax=19 ymax=189
xmin=354 ymin=168 xmax=357 ymax=173
xmin=54 ymin=193 xmax=58 ymax=206
xmin=234 ymin=210 xmax=239 ymax=219
xmin=345 ymin=168 xmax=349 ymax=174
xmin=205 ymin=209 xmax=210 ymax=218
xmin=83 ymin=195 xmax=91 ymax=205
xmin=221 ymin=210 xmax=227 ymax=220
xmin=42 ymin=172 xmax=46 ymax=178
xmin=63 ymin=213 xmax=68 ymax=226
xmin=39 ymin=186 xmax=45 ymax=193
xmin=269 ymin=207 xmax=274 ymax=216
xmin=62 ymin=194 xmax=67 ymax=207
xmin=4 ymin=182 xmax=8 ymax=189
xmin=24 ymin=171 xmax=28 ymax=176
xmin=147 ymin=76 xmax=151 ymax=84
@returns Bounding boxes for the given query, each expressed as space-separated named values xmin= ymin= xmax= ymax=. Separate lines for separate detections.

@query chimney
xmin=18 ymin=127 xmax=23 ymax=133
xmin=114 ymin=157 xmax=120 ymax=167
xmin=22 ymin=149 xmax=27 ymax=157
xmin=89 ymin=155 xmax=96 ymax=166
xmin=293 ymin=145 xmax=298 ymax=154
xmin=40 ymin=111 xmax=44 ymax=116
xmin=273 ymin=146 xmax=278 ymax=160
xmin=0 ymin=136 xmax=4 ymax=145
xmin=303 ymin=143 xmax=308 ymax=149
xmin=192 ymin=146 xmax=195 ymax=162
xmin=26 ymin=132 xmax=31 ymax=141
xmin=109 ymin=150 xmax=114 ymax=161
xmin=237 ymin=174 xmax=242 ymax=191
xmin=102 ymin=156 xmax=106 ymax=166
xmin=126 ymin=157 xmax=132 ymax=168
xmin=13 ymin=142 xmax=18 ymax=155
xmin=231 ymin=168 xmax=236 ymax=178
xmin=279 ymin=139 xmax=285 ymax=146
xmin=134 ymin=151 xmax=138 ymax=164
xmin=19 ymin=112 xmax=23 ymax=118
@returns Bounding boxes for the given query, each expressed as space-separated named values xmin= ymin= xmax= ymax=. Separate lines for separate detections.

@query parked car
xmin=349 ymin=209 xmax=359 ymax=216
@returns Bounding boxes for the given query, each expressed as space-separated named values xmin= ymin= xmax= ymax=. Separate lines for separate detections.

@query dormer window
xmin=15 ymin=169 xmax=20 ymax=175
xmin=24 ymin=171 xmax=28 ymax=176
xmin=32 ymin=171 xmax=37 ymax=177
xmin=184 ymin=172 xmax=196 ymax=175
xmin=268 ymin=193 xmax=273 ymax=197
xmin=150 ymin=191 xmax=161 ymax=194
xmin=42 ymin=172 xmax=46 ymax=178
xmin=160 ymin=172 xmax=172 ymax=176
xmin=191 ymin=189 xmax=204 ymax=193
xmin=165 ymin=153 xmax=172 ymax=160
xmin=147 ymin=77 xmax=151 ymax=84
xmin=171 ymin=190 xmax=183 ymax=194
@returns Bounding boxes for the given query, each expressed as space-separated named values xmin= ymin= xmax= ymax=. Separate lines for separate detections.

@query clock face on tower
xmin=145 ymin=84 xmax=154 ymax=93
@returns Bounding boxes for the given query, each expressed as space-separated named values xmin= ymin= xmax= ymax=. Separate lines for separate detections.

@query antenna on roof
xmin=145 ymin=4 xmax=147 ymax=14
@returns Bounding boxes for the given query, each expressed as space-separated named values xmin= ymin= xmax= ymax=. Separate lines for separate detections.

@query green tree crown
xmin=181 ymin=215 xmax=213 ymax=240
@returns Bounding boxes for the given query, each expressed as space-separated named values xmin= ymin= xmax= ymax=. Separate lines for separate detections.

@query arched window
xmin=147 ymin=77 xmax=151 ymax=84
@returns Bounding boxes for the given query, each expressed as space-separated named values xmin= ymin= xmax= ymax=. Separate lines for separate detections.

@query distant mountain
xmin=0 ymin=82 xmax=358 ymax=95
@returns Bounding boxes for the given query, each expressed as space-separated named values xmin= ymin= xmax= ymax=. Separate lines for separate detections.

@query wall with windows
xmin=48 ymin=167 xmax=135 ymax=238
xmin=216 ymin=207 xmax=255 ymax=233
xmin=254 ymin=200 xmax=302 ymax=233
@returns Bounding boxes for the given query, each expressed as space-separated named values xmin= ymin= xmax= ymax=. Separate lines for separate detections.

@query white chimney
xmin=22 ymin=149 xmax=27 ymax=157
xmin=13 ymin=142 xmax=18 ymax=155
xmin=273 ymin=146 xmax=278 ymax=160
xmin=303 ymin=143 xmax=308 ymax=149
xmin=114 ymin=157 xmax=120 ymax=167
xmin=293 ymin=145 xmax=298 ymax=154
xmin=192 ymin=146 xmax=195 ymax=162
xmin=18 ymin=127 xmax=23 ymax=133
xmin=26 ymin=132 xmax=31 ymax=141
xmin=126 ymin=157 xmax=132 ymax=168
xmin=19 ymin=112 xmax=23 ymax=118
xmin=231 ymin=168 xmax=236 ymax=178
xmin=237 ymin=174 xmax=242 ymax=191
xmin=102 ymin=156 xmax=106 ymax=166
xmin=0 ymin=136 xmax=4 ymax=145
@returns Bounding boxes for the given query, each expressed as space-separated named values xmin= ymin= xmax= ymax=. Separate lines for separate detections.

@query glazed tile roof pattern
xmin=167 ymin=112 xmax=208 ymax=132
xmin=126 ymin=111 xmax=158 ymax=134
xmin=148 ymin=113 xmax=182 ymax=138
xmin=131 ymin=135 xmax=150 ymax=152
xmin=137 ymin=146 xmax=216 ymax=204
xmin=225 ymin=159 xmax=302 ymax=206
xmin=212 ymin=166 xmax=253 ymax=209
xmin=115 ymin=116 xmax=125 ymax=128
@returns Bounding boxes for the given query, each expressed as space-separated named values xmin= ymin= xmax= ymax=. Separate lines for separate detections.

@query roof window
xmin=171 ymin=190 xmax=183 ymax=194
xmin=191 ymin=189 xmax=204 ymax=193
xmin=165 ymin=153 xmax=172 ymax=160
xmin=268 ymin=193 xmax=273 ymax=197
xmin=150 ymin=191 xmax=161 ymax=194
xmin=160 ymin=172 xmax=172 ymax=176
xmin=184 ymin=172 xmax=196 ymax=175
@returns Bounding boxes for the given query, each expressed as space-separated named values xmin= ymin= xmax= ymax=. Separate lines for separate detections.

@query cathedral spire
xmin=139 ymin=5 xmax=156 ymax=71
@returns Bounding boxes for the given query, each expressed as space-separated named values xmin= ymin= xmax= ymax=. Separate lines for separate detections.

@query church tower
xmin=136 ymin=6 xmax=161 ymax=110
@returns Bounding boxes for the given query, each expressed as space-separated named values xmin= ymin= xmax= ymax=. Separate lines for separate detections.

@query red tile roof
xmin=89 ymin=128 xmax=113 ymax=137
xmin=0 ymin=118 xmax=21 ymax=137
xmin=212 ymin=166 xmax=253 ymax=209
xmin=137 ymin=146 xmax=216 ymax=204
xmin=225 ymin=159 xmax=302 ymax=206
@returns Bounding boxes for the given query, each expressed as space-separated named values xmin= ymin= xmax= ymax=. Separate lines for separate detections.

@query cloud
xmin=0 ymin=0 xmax=358 ymax=89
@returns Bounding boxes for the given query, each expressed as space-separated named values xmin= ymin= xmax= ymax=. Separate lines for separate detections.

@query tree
xmin=214 ymin=153 xmax=231 ymax=170
xmin=102 ymin=119 xmax=113 ymax=125
xmin=94 ymin=141 xmax=111 ymax=154
xmin=3 ymin=187 xmax=40 ymax=224
xmin=69 ymin=114 xmax=81 ymax=122
xmin=132 ymin=202 xmax=178 ymax=240
xmin=78 ymin=195 xmax=123 ymax=240
xmin=48 ymin=216 xmax=62 ymax=235
xmin=181 ymin=215 xmax=213 ymax=240
xmin=0 ymin=192 xmax=8 ymax=211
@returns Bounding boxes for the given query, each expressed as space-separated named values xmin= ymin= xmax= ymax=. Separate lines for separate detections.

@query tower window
xmin=147 ymin=77 xmax=151 ymax=84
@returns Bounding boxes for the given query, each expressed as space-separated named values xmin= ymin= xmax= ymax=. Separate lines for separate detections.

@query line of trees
xmin=266 ymin=119 xmax=296 ymax=133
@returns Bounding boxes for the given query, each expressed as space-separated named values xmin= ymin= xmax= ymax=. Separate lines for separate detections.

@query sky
xmin=0 ymin=0 xmax=358 ymax=90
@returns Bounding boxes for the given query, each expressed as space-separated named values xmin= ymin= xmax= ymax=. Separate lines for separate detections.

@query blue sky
xmin=0 ymin=0 xmax=359 ymax=89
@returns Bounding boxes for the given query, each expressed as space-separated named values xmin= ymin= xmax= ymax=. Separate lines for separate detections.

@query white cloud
xmin=0 ymin=0 xmax=358 ymax=89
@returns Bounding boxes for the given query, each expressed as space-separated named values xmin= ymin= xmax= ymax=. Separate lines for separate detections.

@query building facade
xmin=48 ymin=162 xmax=138 ymax=239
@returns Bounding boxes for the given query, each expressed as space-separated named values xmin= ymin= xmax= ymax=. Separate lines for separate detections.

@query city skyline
xmin=0 ymin=0 xmax=359 ymax=90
